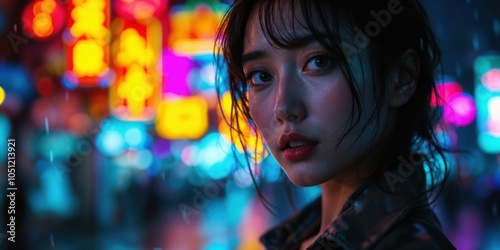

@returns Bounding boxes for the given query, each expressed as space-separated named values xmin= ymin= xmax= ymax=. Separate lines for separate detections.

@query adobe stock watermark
xmin=50 ymin=73 xmax=155 ymax=180
xmin=384 ymin=152 xmax=424 ymax=192
xmin=7 ymin=23 xmax=30 ymax=54
xmin=7 ymin=0 xmax=69 ymax=53
xmin=50 ymin=127 xmax=101 ymax=181
xmin=342 ymin=0 xmax=406 ymax=61
xmin=178 ymin=177 xmax=225 ymax=224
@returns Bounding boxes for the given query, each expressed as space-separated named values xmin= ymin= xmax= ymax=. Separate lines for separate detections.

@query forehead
xmin=244 ymin=1 xmax=318 ymax=46
xmin=242 ymin=1 xmax=353 ymax=53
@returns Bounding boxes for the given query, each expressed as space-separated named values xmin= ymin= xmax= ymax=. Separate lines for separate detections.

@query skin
xmin=241 ymin=7 xmax=416 ymax=249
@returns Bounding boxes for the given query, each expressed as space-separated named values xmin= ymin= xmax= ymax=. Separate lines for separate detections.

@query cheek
xmin=314 ymin=81 xmax=354 ymax=131
xmin=248 ymin=97 xmax=258 ymax=123
xmin=249 ymin=97 xmax=272 ymax=137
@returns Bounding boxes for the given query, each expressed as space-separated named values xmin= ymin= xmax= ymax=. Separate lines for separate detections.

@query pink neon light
xmin=488 ymin=119 xmax=500 ymax=136
xmin=443 ymin=93 xmax=476 ymax=127
xmin=114 ymin=0 xmax=167 ymax=19
xmin=481 ymin=68 xmax=500 ymax=92
xmin=431 ymin=82 xmax=463 ymax=107
xmin=162 ymin=49 xmax=192 ymax=96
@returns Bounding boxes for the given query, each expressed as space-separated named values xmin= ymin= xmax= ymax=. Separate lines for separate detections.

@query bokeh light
xmin=98 ymin=130 xmax=126 ymax=156
xmin=0 ymin=113 xmax=11 ymax=162
xmin=443 ymin=92 xmax=477 ymax=127
xmin=195 ymin=132 xmax=232 ymax=179
xmin=155 ymin=95 xmax=208 ymax=140
xmin=431 ymin=81 xmax=463 ymax=107
xmin=481 ymin=68 xmax=500 ymax=91
xmin=487 ymin=97 xmax=500 ymax=136
xmin=21 ymin=0 xmax=65 ymax=40
xmin=162 ymin=49 xmax=192 ymax=96
xmin=110 ymin=16 xmax=162 ymax=121
xmin=64 ymin=0 xmax=110 ymax=87
xmin=0 ymin=86 xmax=5 ymax=105
xmin=114 ymin=0 xmax=167 ymax=20
xmin=475 ymin=55 xmax=500 ymax=153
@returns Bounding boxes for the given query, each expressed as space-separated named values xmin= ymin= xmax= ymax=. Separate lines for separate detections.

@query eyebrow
xmin=242 ymin=35 xmax=319 ymax=64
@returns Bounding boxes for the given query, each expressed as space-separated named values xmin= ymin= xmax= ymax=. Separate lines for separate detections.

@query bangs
xmin=255 ymin=0 xmax=348 ymax=56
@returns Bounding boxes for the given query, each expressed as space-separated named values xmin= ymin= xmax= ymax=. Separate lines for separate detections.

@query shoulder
xmin=372 ymin=217 xmax=456 ymax=250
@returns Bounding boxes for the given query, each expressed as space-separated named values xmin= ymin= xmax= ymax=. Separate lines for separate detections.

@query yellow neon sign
xmin=70 ymin=0 xmax=108 ymax=41
xmin=155 ymin=96 xmax=209 ymax=140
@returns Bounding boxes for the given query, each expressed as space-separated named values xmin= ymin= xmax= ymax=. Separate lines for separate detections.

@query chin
xmin=289 ymin=178 xmax=319 ymax=187
xmin=284 ymin=170 xmax=323 ymax=187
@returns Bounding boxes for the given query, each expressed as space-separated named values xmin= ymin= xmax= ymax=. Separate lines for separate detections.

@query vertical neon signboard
xmin=109 ymin=16 xmax=162 ymax=121
xmin=154 ymin=3 xmax=225 ymax=140
xmin=63 ymin=0 xmax=112 ymax=89
xmin=475 ymin=55 xmax=500 ymax=153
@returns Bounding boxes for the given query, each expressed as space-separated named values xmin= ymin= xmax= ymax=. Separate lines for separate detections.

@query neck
xmin=317 ymin=168 xmax=363 ymax=235
xmin=313 ymin=111 xmax=398 ymax=238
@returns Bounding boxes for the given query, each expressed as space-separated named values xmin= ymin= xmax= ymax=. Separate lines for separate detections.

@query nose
xmin=273 ymin=73 xmax=306 ymax=123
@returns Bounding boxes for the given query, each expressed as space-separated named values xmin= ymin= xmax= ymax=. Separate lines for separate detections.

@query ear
xmin=389 ymin=49 xmax=420 ymax=107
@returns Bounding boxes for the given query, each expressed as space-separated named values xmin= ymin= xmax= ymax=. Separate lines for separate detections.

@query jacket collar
xmin=260 ymin=166 xmax=429 ymax=250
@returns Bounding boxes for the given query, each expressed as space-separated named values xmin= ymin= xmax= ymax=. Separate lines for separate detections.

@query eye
xmin=303 ymin=55 xmax=334 ymax=73
xmin=245 ymin=70 xmax=274 ymax=86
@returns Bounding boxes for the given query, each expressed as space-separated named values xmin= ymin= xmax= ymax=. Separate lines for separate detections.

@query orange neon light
xmin=21 ymin=0 xmax=65 ymax=41
xmin=168 ymin=4 xmax=225 ymax=56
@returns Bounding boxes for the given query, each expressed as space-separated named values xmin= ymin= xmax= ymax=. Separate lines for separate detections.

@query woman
xmin=216 ymin=0 xmax=456 ymax=249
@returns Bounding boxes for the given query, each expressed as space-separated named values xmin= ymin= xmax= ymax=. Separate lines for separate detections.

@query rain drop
xmin=353 ymin=201 xmax=361 ymax=213
xmin=456 ymin=63 xmax=462 ymax=77
xmin=65 ymin=91 xmax=69 ymax=101
xmin=50 ymin=150 xmax=53 ymax=163
xmin=472 ymin=34 xmax=480 ymax=51
xmin=50 ymin=233 xmax=55 ymax=248
xmin=493 ymin=202 xmax=498 ymax=216
xmin=474 ymin=8 xmax=479 ymax=22
xmin=493 ymin=18 xmax=500 ymax=36
xmin=45 ymin=117 xmax=50 ymax=134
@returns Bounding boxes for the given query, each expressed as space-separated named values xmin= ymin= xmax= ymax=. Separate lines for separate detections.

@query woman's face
xmin=243 ymin=9 xmax=392 ymax=186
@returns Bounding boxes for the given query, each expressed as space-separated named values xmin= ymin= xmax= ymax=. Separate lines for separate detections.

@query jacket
xmin=260 ymin=167 xmax=457 ymax=250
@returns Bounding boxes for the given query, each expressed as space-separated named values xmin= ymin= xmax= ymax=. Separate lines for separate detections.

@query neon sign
xmin=62 ymin=0 xmax=111 ymax=88
xmin=109 ymin=16 xmax=162 ymax=121
xmin=155 ymin=96 xmax=208 ymax=140
xmin=168 ymin=4 xmax=226 ymax=56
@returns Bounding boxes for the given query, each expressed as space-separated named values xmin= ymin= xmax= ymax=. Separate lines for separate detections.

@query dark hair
xmin=215 ymin=0 xmax=452 ymax=211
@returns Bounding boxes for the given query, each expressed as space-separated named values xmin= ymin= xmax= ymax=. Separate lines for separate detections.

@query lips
xmin=278 ymin=132 xmax=319 ymax=161
xmin=278 ymin=132 xmax=318 ymax=150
